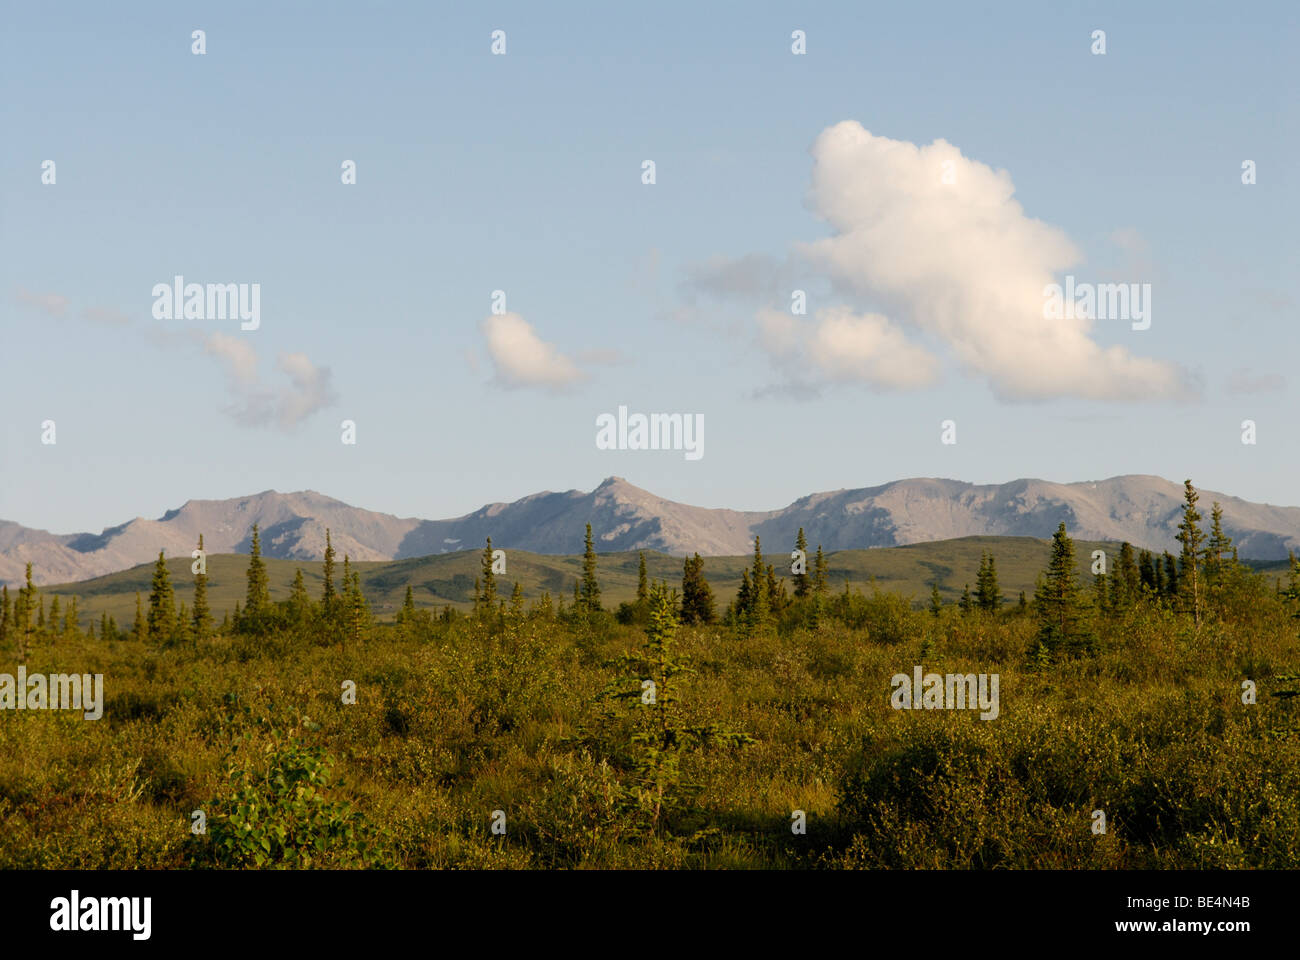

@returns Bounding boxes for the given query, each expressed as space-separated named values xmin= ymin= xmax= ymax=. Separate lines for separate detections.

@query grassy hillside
xmin=42 ymin=535 xmax=1139 ymax=626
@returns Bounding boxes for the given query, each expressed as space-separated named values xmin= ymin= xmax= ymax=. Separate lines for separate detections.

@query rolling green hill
xmin=35 ymin=535 xmax=1178 ymax=626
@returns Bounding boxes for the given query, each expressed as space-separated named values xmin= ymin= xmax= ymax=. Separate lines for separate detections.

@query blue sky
xmin=2 ymin=1 xmax=1297 ymax=533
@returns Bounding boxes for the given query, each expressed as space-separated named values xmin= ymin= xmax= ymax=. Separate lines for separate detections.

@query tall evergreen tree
xmin=509 ymin=582 xmax=525 ymax=618
xmin=958 ymin=584 xmax=972 ymax=614
xmin=479 ymin=538 xmax=498 ymax=610
xmin=1092 ymin=569 xmax=1111 ymax=616
xmin=680 ymin=552 xmax=715 ymax=625
xmin=322 ymin=528 xmax=337 ymax=617
xmin=1204 ymin=502 xmax=1235 ymax=606
xmin=289 ymin=568 xmax=312 ymax=624
xmin=65 ymin=596 xmax=79 ymax=638
xmin=1137 ymin=549 xmax=1156 ymax=594
xmin=1176 ymin=480 xmax=1205 ymax=627
xmin=244 ymin=523 xmax=271 ymax=619
xmin=1033 ymin=522 xmax=1094 ymax=658
xmin=812 ymin=545 xmax=828 ymax=596
xmin=1113 ymin=542 xmax=1139 ymax=610
xmin=192 ymin=533 xmax=213 ymax=640
xmin=745 ymin=537 xmax=770 ymax=629
xmin=793 ymin=527 xmax=811 ymax=598
xmin=1162 ymin=552 xmax=1178 ymax=598
xmin=636 ymin=552 xmax=649 ymax=603
xmin=580 ymin=524 xmax=601 ymax=612
xmin=147 ymin=551 xmax=176 ymax=641
xmin=929 ymin=583 xmax=943 ymax=616
xmin=734 ymin=569 xmax=752 ymax=622
xmin=975 ymin=553 xmax=1002 ymax=612
xmin=48 ymin=596 xmax=61 ymax=639
xmin=132 ymin=591 xmax=147 ymax=642
xmin=766 ymin=563 xmax=789 ymax=617
xmin=400 ymin=584 xmax=416 ymax=622
xmin=19 ymin=563 xmax=35 ymax=660
xmin=347 ymin=570 xmax=365 ymax=646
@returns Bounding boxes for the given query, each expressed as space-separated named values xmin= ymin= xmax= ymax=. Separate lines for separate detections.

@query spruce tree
xmin=20 ymin=564 xmax=35 ymax=661
xmin=929 ymin=583 xmax=943 ymax=616
xmin=479 ymin=538 xmax=498 ymax=610
xmin=766 ymin=563 xmax=788 ymax=617
xmin=100 ymin=611 xmax=109 ymax=643
xmin=48 ymin=596 xmax=61 ymax=639
xmin=401 ymin=584 xmax=416 ymax=622
xmin=793 ymin=527 xmax=810 ymax=598
xmin=289 ymin=568 xmax=311 ymax=624
xmin=636 ymin=552 xmax=649 ymax=604
xmin=1093 ymin=569 xmax=1110 ymax=616
xmin=735 ymin=569 xmax=752 ymax=623
xmin=1162 ymin=552 xmax=1179 ymax=599
xmin=959 ymin=584 xmax=972 ymax=615
xmin=132 ymin=592 xmax=147 ymax=642
xmin=192 ymin=534 xmax=213 ymax=640
xmin=147 ymin=551 xmax=176 ymax=641
xmin=244 ymin=523 xmax=271 ymax=620
xmin=680 ymin=553 xmax=715 ymax=625
xmin=1205 ymin=502 xmax=1235 ymax=607
xmin=747 ymin=537 xmax=769 ymax=629
xmin=580 ymin=523 xmax=601 ymax=612
xmin=341 ymin=569 xmax=367 ymax=646
xmin=1033 ymin=522 xmax=1094 ymax=657
xmin=175 ymin=601 xmax=190 ymax=643
xmin=975 ymin=553 xmax=1002 ymax=612
xmin=1114 ymin=542 xmax=1139 ymax=610
xmin=1176 ymin=480 xmax=1205 ymax=627
xmin=65 ymin=596 xmax=79 ymax=638
xmin=1138 ymin=549 xmax=1156 ymax=594
xmin=509 ymin=582 xmax=525 ymax=619
xmin=606 ymin=582 xmax=752 ymax=834
xmin=812 ymin=545 xmax=828 ymax=596
xmin=322 ymin=528 xmax=337 ymax=617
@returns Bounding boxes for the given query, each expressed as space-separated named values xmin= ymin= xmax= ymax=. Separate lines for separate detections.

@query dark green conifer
xmin=147 ymin=551 xmax=176 ymax=641
xmin=192 ymin=534 xmax=213 ymax=640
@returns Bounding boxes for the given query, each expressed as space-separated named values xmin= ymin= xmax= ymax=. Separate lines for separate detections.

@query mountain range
xmin=4 ymin=474 xmax=1299 ymax=587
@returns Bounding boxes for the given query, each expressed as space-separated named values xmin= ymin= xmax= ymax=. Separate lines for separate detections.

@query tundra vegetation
xmin=2 ymin=482 xmax=1299 ymax=869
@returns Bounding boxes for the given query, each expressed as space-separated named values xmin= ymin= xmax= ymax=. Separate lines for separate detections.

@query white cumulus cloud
xmin=786 ymin=121 xmax=1192 ymax=401
xmin=759 ymin=306 xmax=938 ymax=391
xmin=481 ymin=312 xmax=587 ymax=392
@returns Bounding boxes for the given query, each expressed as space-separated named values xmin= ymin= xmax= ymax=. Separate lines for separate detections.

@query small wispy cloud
xmin=15 ymin=288 xmax=70 ymax=317
xmin=81 ymin=306 xmax=132 ymax=326
xmin=1225 ymin=367 xmax=1286 ymax=396
xmin=204 ymin=333 xmax=337 ymax=428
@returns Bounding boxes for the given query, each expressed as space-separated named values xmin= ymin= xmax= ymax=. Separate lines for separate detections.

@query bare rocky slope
xmin=4 ymin=475 xmax=1298 ymax=586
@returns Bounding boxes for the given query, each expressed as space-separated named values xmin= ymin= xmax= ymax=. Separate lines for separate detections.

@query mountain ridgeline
xmin=4 ymin=474 xmax=1300 ymax=588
